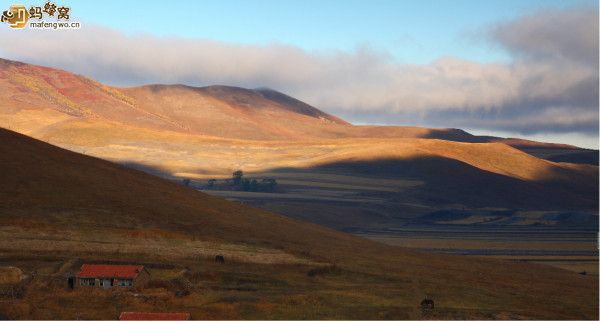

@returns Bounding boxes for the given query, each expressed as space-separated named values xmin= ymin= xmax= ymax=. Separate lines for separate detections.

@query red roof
xmin=76 ymin=264 xmax=144 ymax=278
xmin=119 ymin=312 xmax=191 ymax=320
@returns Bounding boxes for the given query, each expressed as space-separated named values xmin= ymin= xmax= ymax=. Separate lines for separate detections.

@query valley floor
xmin=355 ymin=225 xmax=599 ymax=276
xmin=198 ymin=169 xmax=599 ymax=276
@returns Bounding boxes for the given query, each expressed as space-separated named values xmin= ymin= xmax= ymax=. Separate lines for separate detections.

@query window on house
xmin=99 ymin=279 xmax=112 ymax=287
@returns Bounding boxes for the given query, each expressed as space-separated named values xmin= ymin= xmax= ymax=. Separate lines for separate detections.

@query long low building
xmin=76 ymin=264 xmax=150 ymax=289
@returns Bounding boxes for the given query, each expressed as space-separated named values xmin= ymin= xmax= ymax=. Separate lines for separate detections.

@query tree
xmin=232 ymin=170 xmax=244 ymax=185
xmin=241 ymin=178 xmax=251 ymax=191
xmin=249 ymin=179 xmax=258 ymax=192
xmin=261 ymin=178 xmax=277 ymax=192
xmin=207 ymin=179 xmax=216 ymax=189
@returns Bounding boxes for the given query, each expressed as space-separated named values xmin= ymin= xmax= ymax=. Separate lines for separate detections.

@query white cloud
xmin=0 ymin=6 xmax=597 ymax=135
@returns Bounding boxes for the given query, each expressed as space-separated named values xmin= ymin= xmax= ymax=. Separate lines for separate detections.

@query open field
xmin=0 ymin=128 xmax=598 ymax=319
xmin=0 ymin=228 xmax=315 ymax=266
xmin=200 ymin=168 xmax=598 ymax=229
xmin=1 ymin=229 xmax=597 ymax=319
xmin=199 ymin=169 xmax=598 ymax=277
xmin=355 ymin=226 xmax=598 ymax=276
xmin=0 ymin=251 xmax=528 ymax=320
xmin=1 ymin=253 xmax=420 ymax=320
xmin=0 ymin=223 xmax=598 ymax=319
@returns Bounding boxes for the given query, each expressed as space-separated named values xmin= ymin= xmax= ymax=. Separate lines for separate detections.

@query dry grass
xmin=4 ymin=252 xmax=595 ymax=320
xmin=1 ymin=58 xmax=595 ymax=183
xmin=18 ymin=118 xmax=594 ymax=184
xmin=0 ymin=128 xmax=597 ymax=319
xmin=366 ymin=236 xmax=597 ymax=251
xmin=0 ymin=228 xmax=314 ymax=266
xmin=0 ymin=59 xmax=598 ymax=319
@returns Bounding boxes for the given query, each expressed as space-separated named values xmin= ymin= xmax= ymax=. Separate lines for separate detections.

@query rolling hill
xmin=1 ymin=57 xmax=596 ymax=173
xmin=2 ymin=57 xmax=593 ymax=149
xmin=0 ymin=57 xmax=597 ymax=231
xmin=0 ymin=127 xmax=597 ymax=319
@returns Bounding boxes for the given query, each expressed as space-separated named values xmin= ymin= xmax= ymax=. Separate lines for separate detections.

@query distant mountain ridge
xmin=0 ymin=57 xmax=590 ymax=152
xmin=0 ymin=57 xmax=596 ymax=184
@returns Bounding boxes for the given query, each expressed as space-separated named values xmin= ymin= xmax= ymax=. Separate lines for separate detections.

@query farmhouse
xmin=119 ymin=312 xmax=191 ymax=320
xmin=76 ymin=264 xmax=150 ymax=289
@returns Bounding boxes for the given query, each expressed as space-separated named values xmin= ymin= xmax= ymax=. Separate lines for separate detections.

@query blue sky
xmin=66 ymin=0 xmax=592 ymax=64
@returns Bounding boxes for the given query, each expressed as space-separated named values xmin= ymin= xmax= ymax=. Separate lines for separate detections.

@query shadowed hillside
xmin=310 ymin=155 xmax=598 ymax=210
xmin=0 ymin=127 xmax=358 ymax=251
xmin=0 ymin=127 xmax=598 ymax=319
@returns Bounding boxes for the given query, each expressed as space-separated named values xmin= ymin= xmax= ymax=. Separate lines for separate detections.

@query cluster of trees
xmin=181 ymin=170 xmax=278 ymax=192
xmin=232 ymin=170 xmax=277 ymax=192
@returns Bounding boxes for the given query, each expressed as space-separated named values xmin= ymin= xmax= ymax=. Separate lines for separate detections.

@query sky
xmin=0 ymin=0 xmax=598 ymax=148
xmin=60 ymin=0 xmax=593 ymax=64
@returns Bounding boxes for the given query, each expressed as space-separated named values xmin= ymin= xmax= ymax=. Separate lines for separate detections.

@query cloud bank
xmin=0 ymin=6 xmax=597 ymax=137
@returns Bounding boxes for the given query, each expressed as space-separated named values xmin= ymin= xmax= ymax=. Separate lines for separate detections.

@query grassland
xmin=0 ymin=128 xmax=598 ymax=319
xmin=356 ymin=227 xmax=598 ymax=276
xmin=1 ymin=59 xmax=598 ymax=319
xmin=0 ymin=253 xmax=467 ymax=320
xmin=2 ymin=238 xmax=597 ymax=320
xmin=196 ymin=168 xmax=598 ymax=278
xmin=1 ymin=223 xmax=598 ymax=320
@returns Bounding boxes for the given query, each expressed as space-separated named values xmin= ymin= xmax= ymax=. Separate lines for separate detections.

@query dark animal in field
xmin=175 ymin=289 xmax=190 ymax=297
xmin=67 ymin=276 xmax=74 ymax=289
xmin=420 ymin=298 xmax=434 ymax=309
xmin=579 ymin=271 xmax=587 ymax=275
xmin=215 ymin=255 xmax=225 ymax=263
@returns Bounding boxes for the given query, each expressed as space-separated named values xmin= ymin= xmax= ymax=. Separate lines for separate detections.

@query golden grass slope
xmin=0 ymin=127 xmax=598 ymax=319
xmin=0 ymin=57 xmax=513 ymax=142
xmin=1 ymin=57 xmax=594 ymax=178
xmin=0 ymin=57 xmax=596 ymax=211
xmin=23 ymin=118 xmax=596 ymax=189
